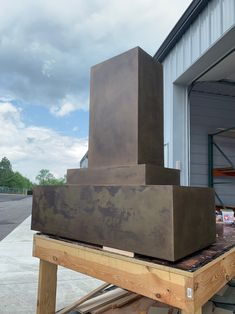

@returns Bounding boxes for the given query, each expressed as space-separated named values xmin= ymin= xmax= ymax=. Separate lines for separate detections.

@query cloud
xmin=50 ymin=102 xmax=79 ymax=117
xmin=0 ymin=0 xmax=191 ymax=179
xmin=0 ymin=102 xmax=88 ymax=181
xmin=50 ymin=94 xmax=89 ymax=117
xmin=0 ymin=0 xmax=191 ymax=113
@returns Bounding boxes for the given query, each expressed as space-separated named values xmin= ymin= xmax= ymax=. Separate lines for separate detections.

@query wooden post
xmin=37 ymin=259 xmax=58 ymax=314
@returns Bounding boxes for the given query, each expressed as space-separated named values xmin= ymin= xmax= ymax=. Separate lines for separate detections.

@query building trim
xmin=154 ymin=0 xmax=211 ymax=62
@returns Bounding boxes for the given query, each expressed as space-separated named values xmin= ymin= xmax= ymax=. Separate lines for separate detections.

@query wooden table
xmin=33 ymin=226 xmax=235 ymax=314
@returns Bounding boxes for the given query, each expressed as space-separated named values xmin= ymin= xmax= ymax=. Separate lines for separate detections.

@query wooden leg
xmin=37 ymin=259 xmax=58 ymax=314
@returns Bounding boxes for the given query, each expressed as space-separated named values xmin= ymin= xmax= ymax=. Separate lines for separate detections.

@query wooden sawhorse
xmin=33 ymin=234 xmax=235 ymax=314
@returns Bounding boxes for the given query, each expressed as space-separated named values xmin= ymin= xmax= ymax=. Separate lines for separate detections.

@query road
xmin=0 ymin=194 xmax=32 ymax=240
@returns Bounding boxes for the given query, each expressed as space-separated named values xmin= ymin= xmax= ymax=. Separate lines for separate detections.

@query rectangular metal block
xmin=89 ymin=47 xmax=163 ymax=168
xmin=31 ymin=185 xmax=215 ymax=261
xmin=67 ymin=165 xmax=180 ymax=185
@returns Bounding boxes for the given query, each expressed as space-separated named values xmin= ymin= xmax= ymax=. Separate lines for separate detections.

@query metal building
xmin=154 ymin=0 xmax=235 ymax=207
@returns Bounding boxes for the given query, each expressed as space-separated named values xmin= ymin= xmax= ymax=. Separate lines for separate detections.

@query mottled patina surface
xmin=89 ymin=47 xmax=163 ymax=168
xmin=31 ymin=46 xmax=216 ymax=262
xmin=67 ymin=164 xmax=180 ymax=185
xmin=32 ymin=185 xmax=215 ymax=261
xmin=139 ymin=224 xmax=235 ymax=272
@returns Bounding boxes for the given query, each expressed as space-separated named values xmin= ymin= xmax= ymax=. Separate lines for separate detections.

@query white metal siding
xmin=162 ymin=0 xmax=235 ymax=183
xmin=200 ymin=6 xmax=210 ymax=54
xmin=222 ymin=0 xmax=235 ymax=32
xmin=191 ymin=22 xmax=201 ymax=63
xmin=163 ymin=0 xmax=235 ymax=82
xmin=190 ymin=92 xmax=235 ymax=205
xmin=210 ymin=0 xmax=222 ymax=43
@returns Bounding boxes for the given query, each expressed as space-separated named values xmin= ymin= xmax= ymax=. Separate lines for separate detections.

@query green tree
xmin=36 ymin=169 xmax=65 ymax=185
xmin=36 ymin=169 xmax=53 ymax=184
xmin=10 ymin=172 xmax=33 ymax=189
xmin=0 ymin=157 xmax=14 ymax=186
xmin=0 ymin=157 xmax=33 ymax=189
xmin=0 ymin=157 xmax=12 ymax=171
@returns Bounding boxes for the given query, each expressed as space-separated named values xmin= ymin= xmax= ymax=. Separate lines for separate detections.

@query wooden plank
xmin=111 ymin=294 xmax=141 ymax=308
xmin=33 ymin=234 xmax=193 ymax=277
xmin=57 ymin=282 xmax=110 ymax=314
xmin=103 ymin=246 xmax=134 ymax=257
xmin=37 ymin=259 xmax=57 ymax=314
xmin=193 ymin=247 xmax=235 ymax=309
xmin=33 ymin=234 xmax=194 ymax=312
xmin=90 ymin=294 xmax=141 ymax=314
xmin=92 ymin=296 xmax=156 ymax=314
xmin=194 ymin=246 xmax=235 ymax=275
xmin=76 ymin=288 xmax=131 ymax=313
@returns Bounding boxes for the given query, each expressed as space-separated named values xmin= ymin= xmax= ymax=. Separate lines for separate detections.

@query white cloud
xmin=0 ymin=0 xmax=191 ymax=112
xmin=42 ymin=59 xmax=56 ymax=77
xmin=0 ymin=102 xmax=88 ymax=181
xmin=0 ymin=0 xmax=192 ymax=179
xmin=0 ymin=102 xmax=24 ymax=128
xmin=50 ymin=102 xmax=79 ymax=117
xmin=50 ymin=93 xmax=89 ymax=117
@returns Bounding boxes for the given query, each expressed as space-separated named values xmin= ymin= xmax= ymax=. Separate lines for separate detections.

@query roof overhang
xmin=154 ymin=0 xmax=211 ymax=62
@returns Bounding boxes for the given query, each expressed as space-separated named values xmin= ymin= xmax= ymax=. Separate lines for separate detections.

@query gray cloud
xmin=0 ymin=102 xmax=88 ymax=180
xmin=0 ymin=0 xmax=191 ymax=113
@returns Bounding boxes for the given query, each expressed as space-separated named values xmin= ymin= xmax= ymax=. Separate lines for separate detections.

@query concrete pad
xmin=0 ymin=216 xmax=102 ymax=314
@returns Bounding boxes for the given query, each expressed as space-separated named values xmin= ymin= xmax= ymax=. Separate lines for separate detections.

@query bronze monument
xmin=32 ymin=47 xmax=216 ymax=261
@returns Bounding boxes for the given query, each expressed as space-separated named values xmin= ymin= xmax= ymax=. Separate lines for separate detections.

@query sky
xmin=0 ymin=0 xmax=191 ymax=182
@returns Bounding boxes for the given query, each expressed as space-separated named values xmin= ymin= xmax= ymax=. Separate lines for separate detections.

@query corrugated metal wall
xmin=162 ymin=0 xmax=235 ymax=184
xmin=163 ymin=0 xmax=235 ymax=82
xmin=190 ymin=90 xmax=235 ymax=205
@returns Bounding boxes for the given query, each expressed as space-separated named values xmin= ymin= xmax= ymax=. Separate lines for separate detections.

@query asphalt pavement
xmin=0 ymin=194 xmax=32 ymax=240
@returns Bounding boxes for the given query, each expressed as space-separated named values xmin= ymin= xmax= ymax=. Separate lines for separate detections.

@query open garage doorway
xmin=190 ymin=51 xmax=235 ymax=209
